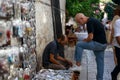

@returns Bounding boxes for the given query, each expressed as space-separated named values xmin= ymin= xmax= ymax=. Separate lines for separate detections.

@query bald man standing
xmin=74 ymin=13 xmax=107 ymax=80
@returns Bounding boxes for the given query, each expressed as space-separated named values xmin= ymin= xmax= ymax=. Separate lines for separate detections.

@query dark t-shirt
xmin=42 ymin=40 xmax=64 ymax=67
xmin=86 ymin=17 xmax=107 ymax=44
xmin=57 ymin=44 xmax=65 ymax=58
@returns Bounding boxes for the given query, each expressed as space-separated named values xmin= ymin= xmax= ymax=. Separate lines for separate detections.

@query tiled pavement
xmin=86 ymin=48 xmax=115 ymax=80
xmin=65 ymin=46 xmax=116 ymax=80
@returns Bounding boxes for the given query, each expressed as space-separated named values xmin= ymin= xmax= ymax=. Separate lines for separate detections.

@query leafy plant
xmin=66 ymin=0 xmax=102 ymax=21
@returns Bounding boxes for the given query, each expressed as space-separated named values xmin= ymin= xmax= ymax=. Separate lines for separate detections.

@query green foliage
xmin=112 ymin=0 xmax=120 ymax=5
xmin=66 ymin=0 xmax=102 ymax=20
xmin=104 ymin=2 xmax=116 ymax=20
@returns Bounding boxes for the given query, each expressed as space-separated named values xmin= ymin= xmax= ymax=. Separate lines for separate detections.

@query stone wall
xmin=35 ymin=0 xmax=54 ymax=70
xmin=60 ymin=0 xmax=66 ymax=34
xmin=35 ymin=0 xmax=66 ymax=70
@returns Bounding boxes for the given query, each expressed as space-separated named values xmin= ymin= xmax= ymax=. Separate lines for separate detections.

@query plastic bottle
xmin=23 ymin=68 xmax=30 ymax=80
xmin=19 ymin=68 xmax=24 ymax=80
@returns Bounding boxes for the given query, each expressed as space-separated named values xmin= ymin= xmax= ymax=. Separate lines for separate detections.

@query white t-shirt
xmin=113 ymin=19 xmax=120 ymax=48
xmin=74 ymin=32 xmax=88 ymax=41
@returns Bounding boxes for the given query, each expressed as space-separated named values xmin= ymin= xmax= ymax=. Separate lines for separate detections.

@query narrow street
xmin=0 ymin=0 xmax=120 ymax=80
xmin=65 ymin=46 xmax=116 ymax=80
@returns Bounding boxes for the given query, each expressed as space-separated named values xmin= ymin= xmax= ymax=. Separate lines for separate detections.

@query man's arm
xmin=50 ymin=53 xmax=61 ymax=65
xmin=57 ymin=55 xmax=67 ymax=62
xmin=83 ymin=33 xmax=93 ymax=42
xmin=110 ymin=27 xmax=114 ymax=44
xmin=57 ymin=55 xmax=73 ymax=66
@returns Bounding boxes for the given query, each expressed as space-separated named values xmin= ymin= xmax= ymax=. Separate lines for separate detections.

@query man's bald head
xmin=75 ymin=13 xmax=85 ymax=20
xmin=75 ymin=13 xmax=88 ymax=25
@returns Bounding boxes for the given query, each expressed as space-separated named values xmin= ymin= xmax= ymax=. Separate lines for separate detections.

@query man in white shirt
xmin=111 ymin=5 xmax=120 ymax=80
xmin=113 ymin=19 xmax=120 ymax=48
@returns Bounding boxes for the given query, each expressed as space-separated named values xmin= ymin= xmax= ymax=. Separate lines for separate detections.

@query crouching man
xmin=42 ymin=35 xmax=72 ymax=70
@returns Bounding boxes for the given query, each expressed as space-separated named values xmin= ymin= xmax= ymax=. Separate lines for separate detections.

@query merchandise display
xmin=0 ymin=0 xmax=13 ymax=19
xmin=0 ymin=0 xmax=74 ymax=80
xmin=0 ymin=0 xmax=36 ymax=80
xmin=32 ymin=69 xmax=73 ymax=80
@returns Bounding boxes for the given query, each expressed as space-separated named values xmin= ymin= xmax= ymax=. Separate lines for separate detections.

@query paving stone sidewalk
xmin=86 ymin=48 xmax=115 ymax=80
xmin=65 ymin=46 xmax=116 ymax=80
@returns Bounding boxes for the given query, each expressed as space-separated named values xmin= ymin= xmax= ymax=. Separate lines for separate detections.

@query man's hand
xmin=83 ymin=33 xmax=93 ymax=42
xmin=76 ymin=62 xmax=81 ymax=66
xmin=66 ymin=60 xmax=73 ymax=67
xmin=83 ymin=38 xmax=87 ymax=42
xmin=57 ymin=56 xmax=73 ymax=66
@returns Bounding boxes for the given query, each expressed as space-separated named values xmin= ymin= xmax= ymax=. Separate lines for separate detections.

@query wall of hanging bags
xmin=0 ymin=0 xmax=36 ymax=80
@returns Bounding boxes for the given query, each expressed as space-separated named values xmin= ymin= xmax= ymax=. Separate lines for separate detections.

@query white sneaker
xmin=69 ymin=65 xmax=82 ymax=72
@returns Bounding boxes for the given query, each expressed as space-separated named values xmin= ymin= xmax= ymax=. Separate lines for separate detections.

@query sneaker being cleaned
xmin=69 ymin=65 xmax=82 ymax=72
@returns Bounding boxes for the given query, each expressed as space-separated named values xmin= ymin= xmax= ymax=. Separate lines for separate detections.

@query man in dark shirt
xmin=42 ymin=35 xmax=72 ymax=70
xmin=75 ymin=13 xmax=107 ymax=80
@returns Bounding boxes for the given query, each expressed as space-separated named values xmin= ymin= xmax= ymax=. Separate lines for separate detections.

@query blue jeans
xmin=75 ymin=41 xmax=107 ymax=80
